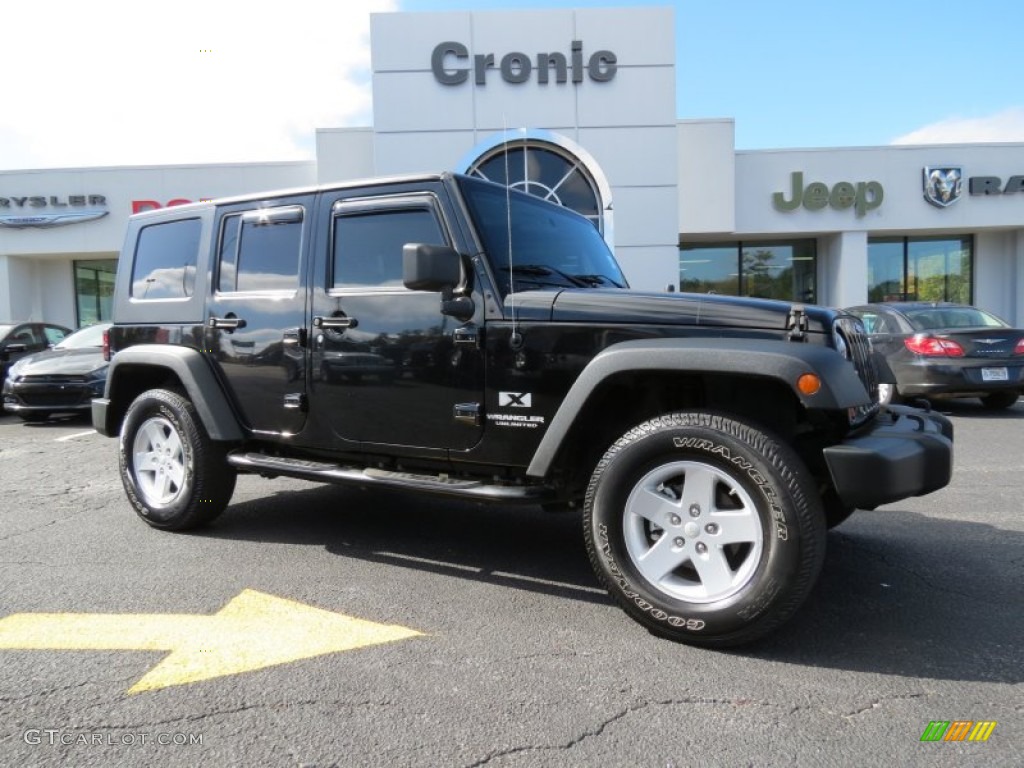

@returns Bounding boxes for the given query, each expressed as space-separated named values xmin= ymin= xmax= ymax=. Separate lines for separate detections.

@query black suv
xmin=93 ymin=173 xmax=953 ymax=647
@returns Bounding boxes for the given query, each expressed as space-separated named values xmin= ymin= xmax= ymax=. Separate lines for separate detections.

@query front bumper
xmin=3 ymin=379 xmax=101 ymax=414
xmin=823 ymin=404 xmax=953 ymax=510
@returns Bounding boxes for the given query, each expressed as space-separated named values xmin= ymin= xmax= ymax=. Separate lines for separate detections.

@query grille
xmin=21 ymin=374 xmax=89 ymax=384
xmin=833 ymin=316 xmax=880 ymax=425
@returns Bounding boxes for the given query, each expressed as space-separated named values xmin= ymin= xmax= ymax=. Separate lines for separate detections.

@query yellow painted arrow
xmin=0 ymin=589 xmax=422 ymax=694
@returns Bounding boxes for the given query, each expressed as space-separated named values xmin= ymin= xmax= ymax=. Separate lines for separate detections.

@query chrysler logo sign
xmin=922 ymin=166 xmax=963 ymax=208
xmin=0 ymin=194 xmax=109 ymax=229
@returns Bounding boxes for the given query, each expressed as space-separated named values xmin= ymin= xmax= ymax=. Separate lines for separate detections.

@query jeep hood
xmin=507 ymin=289 xmax=834 ymax=333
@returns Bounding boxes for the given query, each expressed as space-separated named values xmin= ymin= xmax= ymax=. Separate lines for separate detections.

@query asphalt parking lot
xmin=0 ymin=402 xmax=1021 ymax=768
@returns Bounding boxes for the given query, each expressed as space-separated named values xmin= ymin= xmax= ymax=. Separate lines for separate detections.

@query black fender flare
xmin=525 ymin=337 xmax=870 ymax=478
xmin=96 ymin=345 xmax=243 ymax=441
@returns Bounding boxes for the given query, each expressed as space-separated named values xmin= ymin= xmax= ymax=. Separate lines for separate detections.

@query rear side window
xmin=43 ymin=325 xmax=69 ymax=345
xmin=218 ymin=206 xmax=304 ymax=293
xmin=131 ymin=219 xmax=201 ymax=299
xmin=332 ymin=208 xmax=446 ymax=290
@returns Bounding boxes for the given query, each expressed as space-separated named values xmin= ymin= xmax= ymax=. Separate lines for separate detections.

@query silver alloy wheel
xmin=623 ymin=460 xmax=763 ymax=603
xmin=131 ymin=415 xmax=187 ymax=507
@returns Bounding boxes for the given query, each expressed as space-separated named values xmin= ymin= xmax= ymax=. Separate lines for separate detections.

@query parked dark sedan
xmin=0 ymin=321 xmax=72 ymax=381
xmin=3 ymin=323 xmax=111 ymax=421
xmin=845 ymin=302 xmax=1024 ymax=409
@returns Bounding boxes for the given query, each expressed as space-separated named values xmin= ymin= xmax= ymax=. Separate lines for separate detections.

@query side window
xmin=43 ymin=326 xmax=69 ymax=345
xmin=218 ymin=206 xmax=304 ymax=293
xmin=857 ymin=312 xmax=878 ymax=334
xmin=11 ymin=324 xmax=43 ymax=346
xmin=332 ymin=207 xmax=446 ymax=291
xmin=131 ymin=218 xmax=201 ymax=299
xmin=876 ymin=315 xmax=899 ymax=334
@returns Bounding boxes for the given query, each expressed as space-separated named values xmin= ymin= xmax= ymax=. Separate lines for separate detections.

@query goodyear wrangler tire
xmin=583 ymin=412 xmax=826 ymax=647
xmin=119 ymin=389 xmax=236 ymax=531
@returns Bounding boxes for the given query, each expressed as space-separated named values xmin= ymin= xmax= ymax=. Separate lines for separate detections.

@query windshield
xmin=55 ymin=323 xmax=110 ymax=350
xmin=458 ymin=176 xmax=626 ymax=296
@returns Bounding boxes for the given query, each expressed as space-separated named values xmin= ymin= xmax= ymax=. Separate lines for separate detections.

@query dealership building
xmin=3 ymin=5 xmax=1024 ymax=330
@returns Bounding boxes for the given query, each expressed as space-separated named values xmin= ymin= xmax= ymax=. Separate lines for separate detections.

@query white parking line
xmin=56 ymin=430 xmax=96 ymax=442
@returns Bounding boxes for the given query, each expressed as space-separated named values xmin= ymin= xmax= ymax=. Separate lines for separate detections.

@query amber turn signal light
xmin=797 ymin=373 xmax=821 ymax=396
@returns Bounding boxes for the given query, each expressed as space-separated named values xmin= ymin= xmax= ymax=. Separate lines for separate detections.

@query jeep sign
xmin=772 ymin=171 xmax=883 ymax=217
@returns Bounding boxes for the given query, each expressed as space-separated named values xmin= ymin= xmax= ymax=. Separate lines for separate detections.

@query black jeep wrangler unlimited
xmin=93 ymin=173 xmax=953 ymax=647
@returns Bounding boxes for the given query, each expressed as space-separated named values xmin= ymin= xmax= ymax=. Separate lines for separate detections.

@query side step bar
xmin=226 ymin=452 xmax=550 ymax=502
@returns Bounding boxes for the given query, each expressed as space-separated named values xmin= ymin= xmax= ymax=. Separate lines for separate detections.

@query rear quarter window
xmin=131 ymin=218 xmax=201 ymax=300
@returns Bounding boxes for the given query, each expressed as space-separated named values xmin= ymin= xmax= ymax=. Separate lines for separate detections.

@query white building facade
xmin=2 ymin=6 xmax=1023 ymax=330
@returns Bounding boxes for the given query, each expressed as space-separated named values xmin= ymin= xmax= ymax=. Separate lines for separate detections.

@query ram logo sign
xmin=923 ymin=166 xmax=963 ymax=208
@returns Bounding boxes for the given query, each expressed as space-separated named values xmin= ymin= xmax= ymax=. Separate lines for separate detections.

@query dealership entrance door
xmin=75 ymin=259 xmax=117 ymax=326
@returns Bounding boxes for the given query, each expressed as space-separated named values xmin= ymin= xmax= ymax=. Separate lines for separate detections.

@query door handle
xmin=209 ymin=315 xmax=247 ymax=331
xmin=313 ymin=315 xmax=358 ymax=330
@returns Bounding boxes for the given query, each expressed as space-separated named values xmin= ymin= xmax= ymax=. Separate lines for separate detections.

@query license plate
xmin=982 ymin=367 xmax=1009 ymax=382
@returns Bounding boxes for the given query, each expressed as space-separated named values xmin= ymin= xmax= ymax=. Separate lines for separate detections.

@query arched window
xmin=464 ymin=135 xmax=609 ymax=237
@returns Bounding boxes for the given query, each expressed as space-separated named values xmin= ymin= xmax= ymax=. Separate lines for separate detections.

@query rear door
xmin=204 ymin=194 xmax=314 ymax=436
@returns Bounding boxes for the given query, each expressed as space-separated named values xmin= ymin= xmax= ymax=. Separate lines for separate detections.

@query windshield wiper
xmin=509 ymin=264 xmax=616 ymax=289
xmin=570 ymin=273 xmax=625 ymax=288
xmin=509 ymin=264 xmax=590 ymax=288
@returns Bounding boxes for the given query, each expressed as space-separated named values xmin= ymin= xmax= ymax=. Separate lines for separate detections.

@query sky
xmin=3 ymin=0 xmax=1023 ymax=171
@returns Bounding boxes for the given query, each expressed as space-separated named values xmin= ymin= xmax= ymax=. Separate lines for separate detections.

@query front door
xmin=307 ymin=187 xmax=484 ymax=452
xmin=204 ymin=194 xmax=314 ymax=436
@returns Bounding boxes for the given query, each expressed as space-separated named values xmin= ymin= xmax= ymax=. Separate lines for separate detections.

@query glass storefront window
xmin=679 ymin=244 xmax=739 ymax=295
xmin=679 ymin=240 xmax=816 ymax=303
xmin=867 ymin=238 xmax=906 ymax=302
xmin=75 ymin=259 xmax=118 ymax=326
xmin=741 ymin=241 xmax=816 ymax=302
xmin=868 ymin=236 xmax=972 ymax=304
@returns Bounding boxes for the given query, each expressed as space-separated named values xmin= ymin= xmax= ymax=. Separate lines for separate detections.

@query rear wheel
xmin=119 ymin=389 xmax=236 ymax=530
xmin=980 ymin=391 xmax=1019 ymax=410
xmin=584 ymin=412 xmax=826 ymax=647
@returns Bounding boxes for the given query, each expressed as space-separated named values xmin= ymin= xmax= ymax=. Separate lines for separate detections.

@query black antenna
xmin=504 ymin=118 xmax=523 ymax=350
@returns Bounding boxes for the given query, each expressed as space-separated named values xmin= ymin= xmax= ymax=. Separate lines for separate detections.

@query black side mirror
xmin=4 ymin=343 xmax=27 ymax=356
xmin=403 ymin=243 xmax=461 ymax=292
xmin=402 ymin=243 xmax=475 ymax=321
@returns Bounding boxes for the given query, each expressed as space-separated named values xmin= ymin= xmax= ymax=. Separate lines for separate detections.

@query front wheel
xmin=584 ymin=412 xmax=826 ymax=647
xmin=119 ymin=389 xmax=236 ymax=530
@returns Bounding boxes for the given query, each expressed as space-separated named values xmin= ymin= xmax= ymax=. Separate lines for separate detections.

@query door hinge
xmin=284 ymin=393 xmax=308 ymax=412
xmin=283 ymin=328 xmax=308 ymax=347
xmin=453 ymin=324 xmax=480 ymax=349
xmin=786 ymin=305 xmax=808 ymax=341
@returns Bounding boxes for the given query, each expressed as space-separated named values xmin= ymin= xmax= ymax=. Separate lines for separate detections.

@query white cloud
xmin=1 ymin=0 xmax=397 ymax=170
xmin=892 ymin=107 xmax=1024 ymax=145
